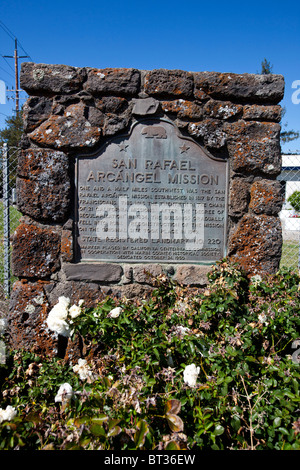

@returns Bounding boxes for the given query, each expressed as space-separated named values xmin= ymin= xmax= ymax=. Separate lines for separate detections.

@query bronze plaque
xmin=75 ymin=119 xmax=228 ymax=264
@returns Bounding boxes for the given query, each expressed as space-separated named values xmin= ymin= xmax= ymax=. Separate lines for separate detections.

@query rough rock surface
xmin=45 ymin=280 xmax=103 ymax=311
xmin=228 ymin=214 xmax=282 ymax=275
xmin=243 ymin=104 xmax=282 ymax=122
xmin=193 ymin=71 xmax=284 ymax=104
xmin=174 ymin=265 xmax=212 ymax=286
xmin=23 ymin=96 xmax=53 ymax=132
xmin=161 ymin=100 xmax=203 ymax=119
xmin=9 ymin=62 xmax=284 ymax=355
xmin=84 ymin=68 xmax=140 ymax=96
xmin=16 ymin=148 xmax=70 ymax=222
xmin=132 ymin=264 xmax=164 ymax=284
xmin=249 ymin=180 xmax=283 ymax=215
xmin=226 ymin=121 xmax=281 ymax=175
xmin=188 ymin=119 xmax=227 ymax=148
xmin=229 ymin=177 xmax=251 ymax=218
xmin=8 ymin=281 xmax=58 ymax=357
xmin=144 ymin=69 xmax=194 ymax=98
xmin=20 ymin=62 xmax=85 ymax=94
xmin=28 ymin=102 xmax=102 ymax=150
xmin=12 ymin=222 xmax=61 ymax=278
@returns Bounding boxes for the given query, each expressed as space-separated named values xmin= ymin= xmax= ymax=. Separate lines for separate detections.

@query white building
xmin=277 ymin=154 xmax=300 ymax=237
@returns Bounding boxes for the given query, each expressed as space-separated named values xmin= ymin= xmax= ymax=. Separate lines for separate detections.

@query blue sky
xmin=0 ymin=0 xmax=299 ymax=153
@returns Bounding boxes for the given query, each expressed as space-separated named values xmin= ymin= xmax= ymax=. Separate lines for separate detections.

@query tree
xmin=260 ymin=58 xmax=273 ymax=75
xmin=280 ymin=127 xmax=299 ymax=146
xmin=288 ymin=190 xmax=300 ymax=212
xmin=259 ymin=58 xmax=300 ymax=149
xmin=0 ymin=110 xmax=23 ymax=148
xmin=280 ymin=107 xmax=299 ymax=146
xmin=0 ymin=110 xmax=23 ymax=197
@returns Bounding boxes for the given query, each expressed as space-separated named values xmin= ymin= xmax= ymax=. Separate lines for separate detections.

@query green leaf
xmin=74 ymin=416 xmax=90 ymax=427
xmin=188 ymin=341 xmax=195 ymax=355
xmin=90 ymin=423 xmax=106 ymax=437
xmin=204 ymin=421 xmax=214 ymax=431
xmin=146 ymin=377 xmax=156 ymax=387
xmin=165 ymin=441 xmax=181 ymax=450
xmin=278 ymin=427 xmax=290 ymax=436
xmin=292 ymin=378 xmax=299 ymax=393
xmin=226 ymin=346 xmax=238 ymax=357
xmin=107 ymin=418 xmax=121 ymax=430
xmin=134 ymin=420 xmax=150 ymax=448
xmin=107 ymin=425 xmax=122 ymax=438
xmin=231 ymin=416 xmax=241 ymax=432
xmin=102 ymin=377 xmax=112 ymax=388
xmin=273 ymin=417 xmax=281 ymax=428
xmin=153 ymin=348 xmax=160 ymax=361
xmin=245 ymin=356 xmax=258 ymax=363
xmin=284 ymin=390 xmax=295 ymax=399
xmin=213 ymin=424 xmax=225 ymax=436
xmin=166 ymin=413 xmax=184 ymax=433
xmin=164 ymin=399 xmax=181 ymax=415
xmin=25 ymin=412 xmax=42 ymax=424
xmin=91 ymin=414 xmax=109 ymax=425
xmin=225 ymin=376 xmax=233 ymax=384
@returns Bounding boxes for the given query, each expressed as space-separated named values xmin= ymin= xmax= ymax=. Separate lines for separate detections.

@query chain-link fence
xmin=0 ymin=148 xmax=299 ymax=303
xmin=0 ymin=144 xmax=21 ymax=305
xmin=278 ymin=154 xmax=300 ymax=270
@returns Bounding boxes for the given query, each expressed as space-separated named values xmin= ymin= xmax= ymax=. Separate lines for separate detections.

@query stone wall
xmin=9 ymin=63 xmax=284 ymax=354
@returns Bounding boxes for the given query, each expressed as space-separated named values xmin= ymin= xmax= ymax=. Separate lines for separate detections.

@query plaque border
xmin=74 ymin=117 xmax=229 ymax=266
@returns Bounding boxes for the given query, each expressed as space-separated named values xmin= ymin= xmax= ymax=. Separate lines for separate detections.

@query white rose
xmin=0 ymin=405 xmax=17 ymax=423
xmin=73 ymin=359 xmax=94 ymax=381
xmin=47 ymin=298 xmax=69 ymax=320
xmin=251 ymin=274 xmax=262 ymax=285
xmin=55 ymin=383 xmax=73 ymax=403
xmin=108 ymin=307 xmax=122 ymax=318
xmin=174 ymin=326 xmax=190 ymax=337
xmin=57 ymin=296 xmax=70 ymax=311
xmin=46 ymin=313 xmax=71 ymax=337
xmin=68 ymin=304 xmax=81 ymax=319
xmin=258 ymin=313 xmax=268 ymax=325
xmin=183 ymin=364 xmax=200 ymax=387
xmin=46 ymin=297 xmax=71 ymax=337
xmin=0 ymin=318 xmax=7 ymax=335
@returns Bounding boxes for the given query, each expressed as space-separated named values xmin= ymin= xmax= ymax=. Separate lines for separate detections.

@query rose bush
xmin=0 ymin=260 xmax=299 ymax=450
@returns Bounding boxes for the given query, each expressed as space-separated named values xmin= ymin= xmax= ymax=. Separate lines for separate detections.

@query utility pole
xmin=3 ymin=38 xmax=29 ymax=113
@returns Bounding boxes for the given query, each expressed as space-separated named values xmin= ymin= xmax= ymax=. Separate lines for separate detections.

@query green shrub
xmin=288 ymin=190 xmax=300 ymax=212
xmin=0 ymin=260 xmax=299 ymax=450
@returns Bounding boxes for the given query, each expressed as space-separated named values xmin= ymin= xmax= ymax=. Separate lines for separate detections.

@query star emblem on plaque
xmin=118 ymin=143 xmax=129 ymax=152
xmin=179 ymin=144 xmax=190 ymax=154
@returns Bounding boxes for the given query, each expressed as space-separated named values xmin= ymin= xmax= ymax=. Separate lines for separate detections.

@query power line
xmin=0 ymin=20 xmax=33 ymax=61
xmin=0 ymin=20 xmax=15 ymax=41
xmin=0 ymin=64 xmax=14 ymax=79
xmin=1 ymin=55 xmax=15 ymax=74
xmin=3 ymin=38 xmax=30 ymax=112
xmin=17 ymin=41 xmax=32 ymax=62
xmin=0 ymin=21 xmax=32 ymax=112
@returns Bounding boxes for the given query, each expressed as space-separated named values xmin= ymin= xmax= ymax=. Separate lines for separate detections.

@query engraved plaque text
xmin=75 ymin=119 xmax=228 ymax=264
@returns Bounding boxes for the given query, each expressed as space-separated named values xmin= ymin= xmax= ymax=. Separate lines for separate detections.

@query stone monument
xmin=8 ymin=63 xmax=284 ymax=354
